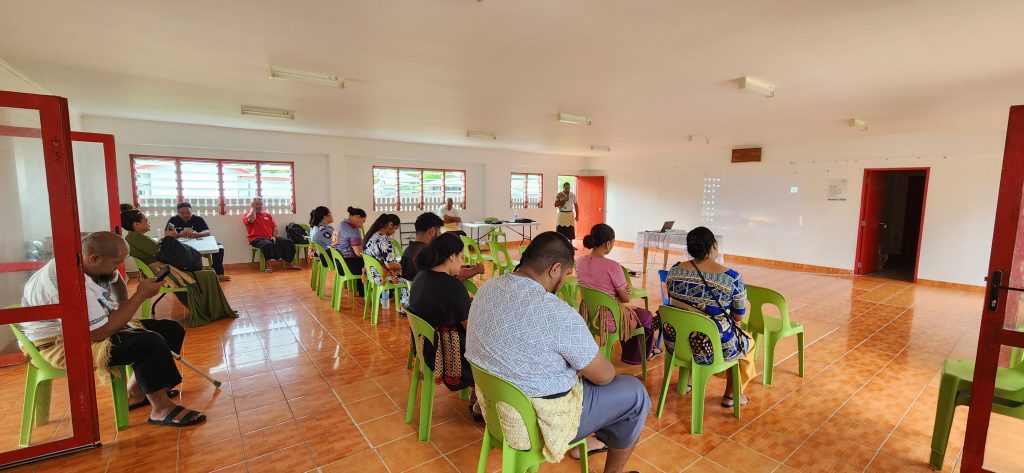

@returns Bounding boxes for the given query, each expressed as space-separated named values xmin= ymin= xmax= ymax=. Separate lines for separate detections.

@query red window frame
xmin=510 ymin=172 xmax=544 ymax=209
xmin=130 ymin=154 xmax=297 ymax=214
xmin=371 ymin=166 xmax=467 ymax=212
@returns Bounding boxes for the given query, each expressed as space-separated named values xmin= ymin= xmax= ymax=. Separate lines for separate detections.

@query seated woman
xmin=664 ymin=226 xmax=755 ymax=407
xmin=335 ymin=206 xmax=367 ymax=297
xmin=407 ymin=232 xmax=482 ymax=421
xmin=575 ymin=223 xmax=657 ymax=365
xmin=362 ymin=213 xmax=408 ymax=306
xmin=121 ymin=208 xmax=238 ymax=327
xmin=309 ymin=206 xmax=337 ymax=265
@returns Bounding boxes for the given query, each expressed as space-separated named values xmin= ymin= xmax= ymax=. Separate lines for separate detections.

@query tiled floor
xmin=2 ymin=246 xmax=1022 ymax=472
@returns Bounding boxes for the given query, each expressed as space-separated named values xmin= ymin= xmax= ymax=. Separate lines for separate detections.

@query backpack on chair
xmin=286 ymin=223 xmax=308 ymax=245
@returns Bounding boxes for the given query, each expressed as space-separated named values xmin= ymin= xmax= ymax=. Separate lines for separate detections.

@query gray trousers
xmin=571 ymin=375 xmax=651 ymax=449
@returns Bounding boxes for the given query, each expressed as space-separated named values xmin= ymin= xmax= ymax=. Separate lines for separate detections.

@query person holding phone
xmin=554 ymin=182 xmax=579 ymax=241
xmin=19 ymin=232 xmax=206 ymax=427
xmin=167 ymin=202 xmax=229 ymax=281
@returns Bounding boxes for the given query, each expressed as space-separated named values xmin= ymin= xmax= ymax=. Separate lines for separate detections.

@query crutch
xmin=171 ymin=351 xmax=222 ymax=388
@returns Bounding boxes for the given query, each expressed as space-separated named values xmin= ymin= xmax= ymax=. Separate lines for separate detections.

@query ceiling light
xmin=689 ymin=134 xmax=710 ymax=144
xmin=466 ymin=130 xmax=496 ymax=139
xmin=738 ymin=76 xmax=775 ymax=98
xmin=590 ymin=144 xmax=611 ymax=152
xmin=557 ymin=112 xmax=591 ymax=126
xmin=849 ymin=118 xmax=868 ymax=131
xmin=270 ymin=66 xmax=345 ymax=88
xmin=241 ymin=105 xmax=294 ymax=120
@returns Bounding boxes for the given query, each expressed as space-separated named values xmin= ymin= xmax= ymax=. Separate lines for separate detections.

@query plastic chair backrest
xmin=132 ymin=257 xmax=156 ymax=278
xmin=329 ymin=247 xmax=357 ymax=278
xmin=298 ymin=223 xmax=311 ymax=237
xmin=659 ymin=305 xmax=730 ymax=367
xmin=459 ymin=236 xmax=481 ymax=264
xmin=463 ymin=279 xmax=478 ymax=295
xmin=405 ymin=310 xmax=436 ymax=371
xmin=468 ymin=361 xmax=544 ymax=450
xmin=658 ymin=270 xmax=670 ymax=305
xmin=311 ymin=242 xmax=336 ymax=272
xmin=489 ymin=241 xmax=513 ymax=268
xmin=362 ymin=253 xmax=386 ymax=283
xmin=745 ymin=285 xmax=792 ymax=333
xmin=9 ymin=324 xmax=52 ymax=371
xmin=622 ymin=266 xmax=635 ymax=288
xmin=579 ymin=285 xmax=622 ymax=336
xmin=391 ymin=238 xmax=404 ymax=258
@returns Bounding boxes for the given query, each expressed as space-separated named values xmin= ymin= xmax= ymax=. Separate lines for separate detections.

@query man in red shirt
xmin=243 ymin=197 xmax=301 ymax=272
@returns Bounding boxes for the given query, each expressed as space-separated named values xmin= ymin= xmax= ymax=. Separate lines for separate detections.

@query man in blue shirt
xmin=167 ymin=202 xmax=230 ymax=281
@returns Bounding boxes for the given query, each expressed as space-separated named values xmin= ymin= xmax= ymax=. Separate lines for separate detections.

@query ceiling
xmin=2 ymin=0 xmax=1023 ymax=157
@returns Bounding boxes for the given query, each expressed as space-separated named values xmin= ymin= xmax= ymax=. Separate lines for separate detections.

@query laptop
xmin=656 ymin=221 xmax=674 ymax=233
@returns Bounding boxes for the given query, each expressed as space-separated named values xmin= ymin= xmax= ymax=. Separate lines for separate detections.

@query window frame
xmin=371 ymin=165 xmax=467 ymax=212
xmin=130 ymin=154 xmax=297 ymax=215
xmin=510 ymin=172 xmax=544 ymax=209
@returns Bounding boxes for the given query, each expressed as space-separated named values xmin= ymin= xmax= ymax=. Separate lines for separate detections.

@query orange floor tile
xmin=2 ymin=247 xmax=1022 ymax=472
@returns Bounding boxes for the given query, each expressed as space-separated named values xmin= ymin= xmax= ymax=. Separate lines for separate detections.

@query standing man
xmin=436 ymin=198 xmax=466 ymax=236
xmin=167 ymin=202 xmax=230 ymax=281
xmin=243 ymin=197 xmax=301 ymax=272
xmin=554 ymin=182 xmax=579 ymax=241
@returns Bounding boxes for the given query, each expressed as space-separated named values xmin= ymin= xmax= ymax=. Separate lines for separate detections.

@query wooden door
xmin=576 ymin=176 xmax=605 ymax=237
xmin=854 ymin=170 xmax=887 ymax=274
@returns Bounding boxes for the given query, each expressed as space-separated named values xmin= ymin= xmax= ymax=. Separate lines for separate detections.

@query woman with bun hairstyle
xmin=335 ymin=206 xmax=367 ymax=296
xmin=664 ymin=226 xmax=755 ymax=407
xmin=575 ymin=223 xmax=657 ymax=365
xmin=407 ymin=232 xmax=482 ymax=420
xmin=308 ymin=206 xmax=336 ymax=265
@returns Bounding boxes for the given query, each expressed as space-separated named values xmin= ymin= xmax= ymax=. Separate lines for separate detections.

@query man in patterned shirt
xmin=466 ymin=231 xmax=650 ymax=473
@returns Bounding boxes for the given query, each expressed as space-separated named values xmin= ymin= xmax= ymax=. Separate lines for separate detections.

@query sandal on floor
xmin=147 ymin=405 xmax=206 ymax=427
xmin=468 ymin=404 xmax=484 ymax=423
xmin=721 ymin=394 xmax=749 ymax=407
xmin=129 ymin=389 xmax=180 ymax=411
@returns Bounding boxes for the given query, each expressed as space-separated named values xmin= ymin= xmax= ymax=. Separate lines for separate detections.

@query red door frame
xmin=962 ymin=105 xmax=1024 ymax=472
xmin=853 ymin=167 xmax=930 ymax=281
xmin=0 ymin=91 xmax=101 ymax=465
xmin=576 ymin=176 xmax=606 ymax=238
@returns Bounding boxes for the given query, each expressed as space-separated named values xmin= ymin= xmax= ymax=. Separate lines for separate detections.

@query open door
xmin=961 ymin=105 xmax=1024 ymax=472
xmin=0 ymin=91 xmax=101 ymax=466
xmin=854 ymin=170 xmax=887 ymax=275
xmin=576 ymin=176 xmax=605 ymax=237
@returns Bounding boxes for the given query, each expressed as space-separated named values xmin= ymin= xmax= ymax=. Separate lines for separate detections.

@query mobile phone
xmin=153 ymin=265 xmax=172 ymax=282
xmin=166 ymin=222 xmax=176 ymax=231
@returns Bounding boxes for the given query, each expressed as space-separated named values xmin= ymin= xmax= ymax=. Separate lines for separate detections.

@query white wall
xmin=586 ymin=130 xmax=1006 ymax=286
xmin=81 ymin=116 xmax=586 ymax=264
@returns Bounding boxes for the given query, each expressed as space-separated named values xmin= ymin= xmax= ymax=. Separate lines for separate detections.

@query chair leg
xmin=19 ymin=366 xmax=40 ymax=447
xmin=331 ymin=276 xmax=342 ymax=311
xmin=656 ymin=356 xmax=676 ymax=418
xmin=310 ymin=262 xmax=319 ymax=291
xmin=930 ymin=371 xmax=961 ymax=470
xmin=762 ymin=333 xmax=779 ymax=386
xmin=577 ymin=441 xmax=589 ymax=473
xmin=459 ymin=388 xmax=470 ymax=401
xmin=34 ymin=378 xmax=52 ymax=427
xmin=640 ymin=333 xmax=648 ymax=381
xmin=691 ymin=370 xmax=708 ymax=435
xmin=405 ymin=363 xmax=419 ymax=424
xmin=501 ymin=442 xmax=518 ymax=473
xmin=477 ymin=433 xmax=491 ymax=473
xmin=418 ymin=380 xmax=435 ymax=442
xmin=796 ymin=330 xmax=805 ymax=377
xmin=110 ymin=367 xmax=130 ymax=430
xmin=731 ymin=365 xmax=742 ymax=419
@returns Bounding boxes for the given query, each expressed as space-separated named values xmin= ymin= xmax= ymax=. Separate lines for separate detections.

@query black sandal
xmin=468 ymin=403 xmax=484 ymax=423
xmin=147 ymin=405 xmax=206 ymax=427
xmin=129 ymin=389 xmax=180 ymax=411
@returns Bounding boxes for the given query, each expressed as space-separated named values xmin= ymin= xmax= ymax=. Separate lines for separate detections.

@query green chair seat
xmin=132 ymin=257 xmax=187 ymax=319
xmin=744 ymin=285 xmax=805 ymax=386
xmin=578 ymin=285 xmax=647 ymax=380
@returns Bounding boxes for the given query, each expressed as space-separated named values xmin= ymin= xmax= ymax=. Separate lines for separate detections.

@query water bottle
xmin=380 ymin=289 xmax=391 ymax=308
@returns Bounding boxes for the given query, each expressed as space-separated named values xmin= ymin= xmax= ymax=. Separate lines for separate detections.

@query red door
xmin=854 ymin=170 xmax=887 ymax=274
xmin=961 ymin=105 xmax=1024 ymax=472
xmin=0 ymin=91 xmax=100 ymax=466
xmin=576 ymin=176 xmax=605 ymax=238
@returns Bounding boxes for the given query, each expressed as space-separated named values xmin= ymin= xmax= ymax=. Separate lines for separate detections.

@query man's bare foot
xmin=568 ymin=436 xmax=607 ymax=460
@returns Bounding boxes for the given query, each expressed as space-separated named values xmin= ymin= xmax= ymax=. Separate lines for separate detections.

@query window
xmin=511 ymin=172 xmax=543 ymax=209
xmin=372 ymin=166 xmax=466 ymax=212
xmin=131 ymin=155 xmax=296 ymax=217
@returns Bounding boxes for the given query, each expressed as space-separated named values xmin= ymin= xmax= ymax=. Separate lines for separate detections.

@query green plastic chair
xmin=622 ymin=266 xmax=649 ymax=310
xmin=132 ymin=257 xmax=188 ymax=319
xmin=469 ymin=361 xmax=589 ymax=473
xmin=929 ymin=325 xmax=1024 ymax=470
xmin=310 ymin=242 xmax=336 ymax=301
xmin=558 ymin=275 xmax=579 ymax=307
xmin=392 ymin=238 xmax=404 ymax=259
xmin=250 ymin=247 xmax=267 ymax=272
xmin=10 ymin=324 xmax=131 ymax=446
xmin=404 ymin=310 xmax=470 ymax=442
xmin=329 ymin=248 xmax=363 ymax=312
xmin=463 ymin=279 xmax=479 ymax=295
xmin=488 ymin=241 xmax=519 ymax=277
xmin=361 ymin=254 xmax=408 ymax=325
xmin=655 ymin=305 xmax=742 ymax=435
xmin=310 ymin=254 xmax=320 ymax=291
xmin=578 ymin=286 xmax=647 ymax=380
xmin=293 ymin=223 xmax=311 ymax=266
xmin=744 ymin=285 xmax=804 ymax=386
xmin=459 ymin=236 xmax=492 ymax=268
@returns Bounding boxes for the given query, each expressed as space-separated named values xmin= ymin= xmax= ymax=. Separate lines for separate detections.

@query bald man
xmin=19 ymin=232 xmax=206 ymax=427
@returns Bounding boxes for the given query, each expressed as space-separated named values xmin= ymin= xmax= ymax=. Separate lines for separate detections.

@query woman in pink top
xmin=576 ymin=223 xmax=657 ymax=365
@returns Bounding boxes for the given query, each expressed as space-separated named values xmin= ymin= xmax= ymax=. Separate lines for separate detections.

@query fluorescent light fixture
xmin=689 ymin=134 xmax=710 ymax=144
xmin=241 ymin=105 xmax=294 ymax=120
xmin=738 ymin=76 xmax=775 ymax=98
xmin=270 ymin=66 xmax=345 ymax=88
xmin=466 ymin=130 xmax=496 ymax=139
xmin=590 ymin=144 xmax=611 ymax=152
xmin=849 ymin=118 xmax=868 ymax=131
xmin=557 ymin=112 xmax=591 ymax=126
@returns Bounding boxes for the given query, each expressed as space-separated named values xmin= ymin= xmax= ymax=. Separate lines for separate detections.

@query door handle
xmin=878 ymin=222 xmax=887 ymax=229
xmin=987 ymin=270 xmax=1024 ymax=311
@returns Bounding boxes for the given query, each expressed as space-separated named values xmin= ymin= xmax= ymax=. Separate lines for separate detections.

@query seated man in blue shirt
xmin=167 ymin=202 xmax=229 ymax=281
xmin=466 ymin=231 xmax=650 ymax=473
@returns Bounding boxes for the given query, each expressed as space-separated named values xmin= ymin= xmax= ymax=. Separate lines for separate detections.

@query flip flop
xmin=147 ymin=405 xmax=206 ymax=428
xmin=468 ymin=404 xmax=484 ymax=423
xmin=129 ymin=389 xmax=180 ymax=411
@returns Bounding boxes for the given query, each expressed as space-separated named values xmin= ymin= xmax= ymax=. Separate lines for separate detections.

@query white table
xmin=179 ymin=236 xmax=220 ymax=254
xmin=463 ymin=222 xmax=541 ymax=244
xmin=634 ymin=231 xmax=724 ymax=286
